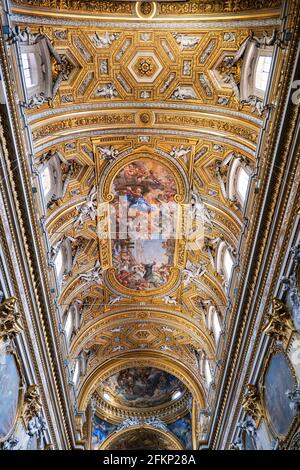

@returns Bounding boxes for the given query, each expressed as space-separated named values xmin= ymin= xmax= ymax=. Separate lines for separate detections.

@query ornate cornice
xmin=11 ymin=0 xmax=282 ymax=15
xmin=94 ymin=389 xmax=190 ymax=425
xmin=0 ymin=32 xmax=73 ymax=447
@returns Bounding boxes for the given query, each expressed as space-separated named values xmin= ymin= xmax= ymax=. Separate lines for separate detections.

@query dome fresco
xmin=100 ymin=367 xmax=186 ymax=408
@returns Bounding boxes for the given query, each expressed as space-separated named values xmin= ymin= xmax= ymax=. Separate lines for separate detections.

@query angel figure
xmin=95 ymin=83 xmax=118 ymax=99
xmin=241 ymin=96 xmax=266 ymax=116
xmin=108 ymin=296 xmax=123 ymax=305
xmin=80 ymin=260 xmax=102 ymax=285
xmin=171 ymin=86 xmax=197 ymax=100
xmin=98 ymin=145 xmax=119 ymax=162
xmin=74 ymin=186 xmax=97 ymax=229
xmin=169 ymin=146 xmax=191 ymax=159
xmin=222 ymin=72 xmax=240 ymax=101
xmin=172 ymin=33 xmax=200 ymax=50
xmin=191 ymin=191 xmax=214 ymax=228
xmin=163 ymin=296 xmax=178 ymax=306
xmin=91 ymin=31 xmax=119 ymax=48
xmin=182 ymin=260 xmax=208 ymax=287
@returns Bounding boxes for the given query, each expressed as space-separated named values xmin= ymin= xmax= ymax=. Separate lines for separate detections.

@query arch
xmin=77 ymin=351 xmax=206 ymax=413
xmin=70 ymin=309 xmax=216 ymax=360
xmin=228 ymin=157 xmax=252 ymax=206
xmin=216 ymin=240 xmax=235 ymax=284
xmin=99 ymin=149 xmax=188 ymax=203
xmin=207 ymin=305 xmax=222 ymax=343
xmin=98 ymin=425 xmax=184 ymax=450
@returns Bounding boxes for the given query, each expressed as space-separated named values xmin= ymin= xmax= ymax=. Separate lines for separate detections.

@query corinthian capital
xmin=242 ymin=384 xmax=263 ymax=425
xmin=22 ymin=384 xmax=43 ymax=426
xmin=263 ymin=298 xmax=294 ymax=341
xmin=0 ymin=297 xmax=22 ymax=341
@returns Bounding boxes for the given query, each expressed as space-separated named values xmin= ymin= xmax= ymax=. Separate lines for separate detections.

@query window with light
xmin=255 ymin=55 xmax=272 ymax=92
xmin=64 ymin=310 xmax=73 ymax=342
xmin=236 ymin=166 xmax=250 ymax=203
xmin=205 ymin=359 xmax=212 ymax=386
xmin=21 ymin=52 xmax=38 ymax=88
xmin=73 ymin=361 xmax=80 ymax=385
xmin=212 ymin=310 xmax=222 ymax=342
xmin=41 ymin=165 xmax=52 ymax=197
xmin=54 ymin=249 xmax=63 ymax=279
xmin=223 ymin=249 xmax=234 ymax=282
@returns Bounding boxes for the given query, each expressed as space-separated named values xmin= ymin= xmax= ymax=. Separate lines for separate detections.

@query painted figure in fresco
xmin=0 ymin=353 xmax=20 ymax=441
xmin=101 ymin=368 xmax=185 ymax=408
xmin=92 ymin=421 xmax=107 ymax=444
xmin=92 ymin=416 xmax=117 ymax=448
xmin=143 ymin=262 xmax=164 ymax=287
xmin=169 ymin=414 xmax=192 ymax=449
xmin=126 ymin=186 xmax=152 ymax=214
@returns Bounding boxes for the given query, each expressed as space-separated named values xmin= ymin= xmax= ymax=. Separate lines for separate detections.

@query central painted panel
xmin=110 ymin=158 xmax=177 ymax=291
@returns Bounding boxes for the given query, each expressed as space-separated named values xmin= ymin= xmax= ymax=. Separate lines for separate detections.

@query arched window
xmin=54 ymin=248 xmax=63 ymax=279
xmin=72 ymin=360 xmax=80 ymax=386
xmin=236 ymin=166 xmax=250 ymax=204
xmin=216 ymin=241 xmax=235 ymax=287
xmin=223 ymin=248 xmax=234 ymax=282
xmin=41 ymin=165 xmax=52 ymax=197
xmin=255 ymin=55 xmax=272 ymax=92
xmin=207 ymin=306 xmax=222 ymax=343
xmin=64 ymin=310 xmax=73 ymax=342
xmin=204 ymin=359 xmax=212 ymax=386
xmin=21 ymin=52 xmax=38 ymax=89
xmin=18 ymin=34 xmax=54 ymax=104
xmin=212 ymin=312 xmax=222 ymax=342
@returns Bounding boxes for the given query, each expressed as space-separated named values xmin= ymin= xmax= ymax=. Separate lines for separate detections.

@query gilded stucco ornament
xmin=282 ymin=244 xmax=300 ymax=333
xmin=11 ymin=0 xmax=282 ymax=14
xmin=6 ymin=26 xmax=75 ymax=108
xmin=22 ymin=385 xmax=43 ymax=427
xmin=0 ymin=297 xmax=22 ymax=341
xmin=241 ymin=385 xmax=263 ymax=426
xmin=216 ymin=31 xmax=278 ymax=116
xmin=3 ymin=0 xmax=290 ymax=450
xmin=262 ymin=298 xmax=294 ymax=342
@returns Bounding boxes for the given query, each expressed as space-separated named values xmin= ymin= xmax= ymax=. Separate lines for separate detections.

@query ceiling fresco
xmin=6 ymin=0 xmax=285 ymax=450
xmin=111 ymin=158 xmax=178 ymax=291
xmin=99 ymin=367 xmax=186 ymax=409
xmin=168 ymin=414 xmax=193 ymax=450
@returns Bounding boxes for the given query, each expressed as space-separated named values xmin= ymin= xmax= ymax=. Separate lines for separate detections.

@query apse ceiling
xmin=7 ymin=0 xmax=283 ymax=448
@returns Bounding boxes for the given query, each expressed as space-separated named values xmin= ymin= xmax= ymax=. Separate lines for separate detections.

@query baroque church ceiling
xmin=2 ymin=0 xmax=288 ymax=450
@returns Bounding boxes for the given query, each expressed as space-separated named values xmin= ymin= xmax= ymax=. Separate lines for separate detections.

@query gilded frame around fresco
xmin=0 ymin=339 xmax=25 ymax=444
xmin=259 ymin=345 xmax=298 ymax=444
xmin=97 ymin=149 xmax=189 ymax=298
